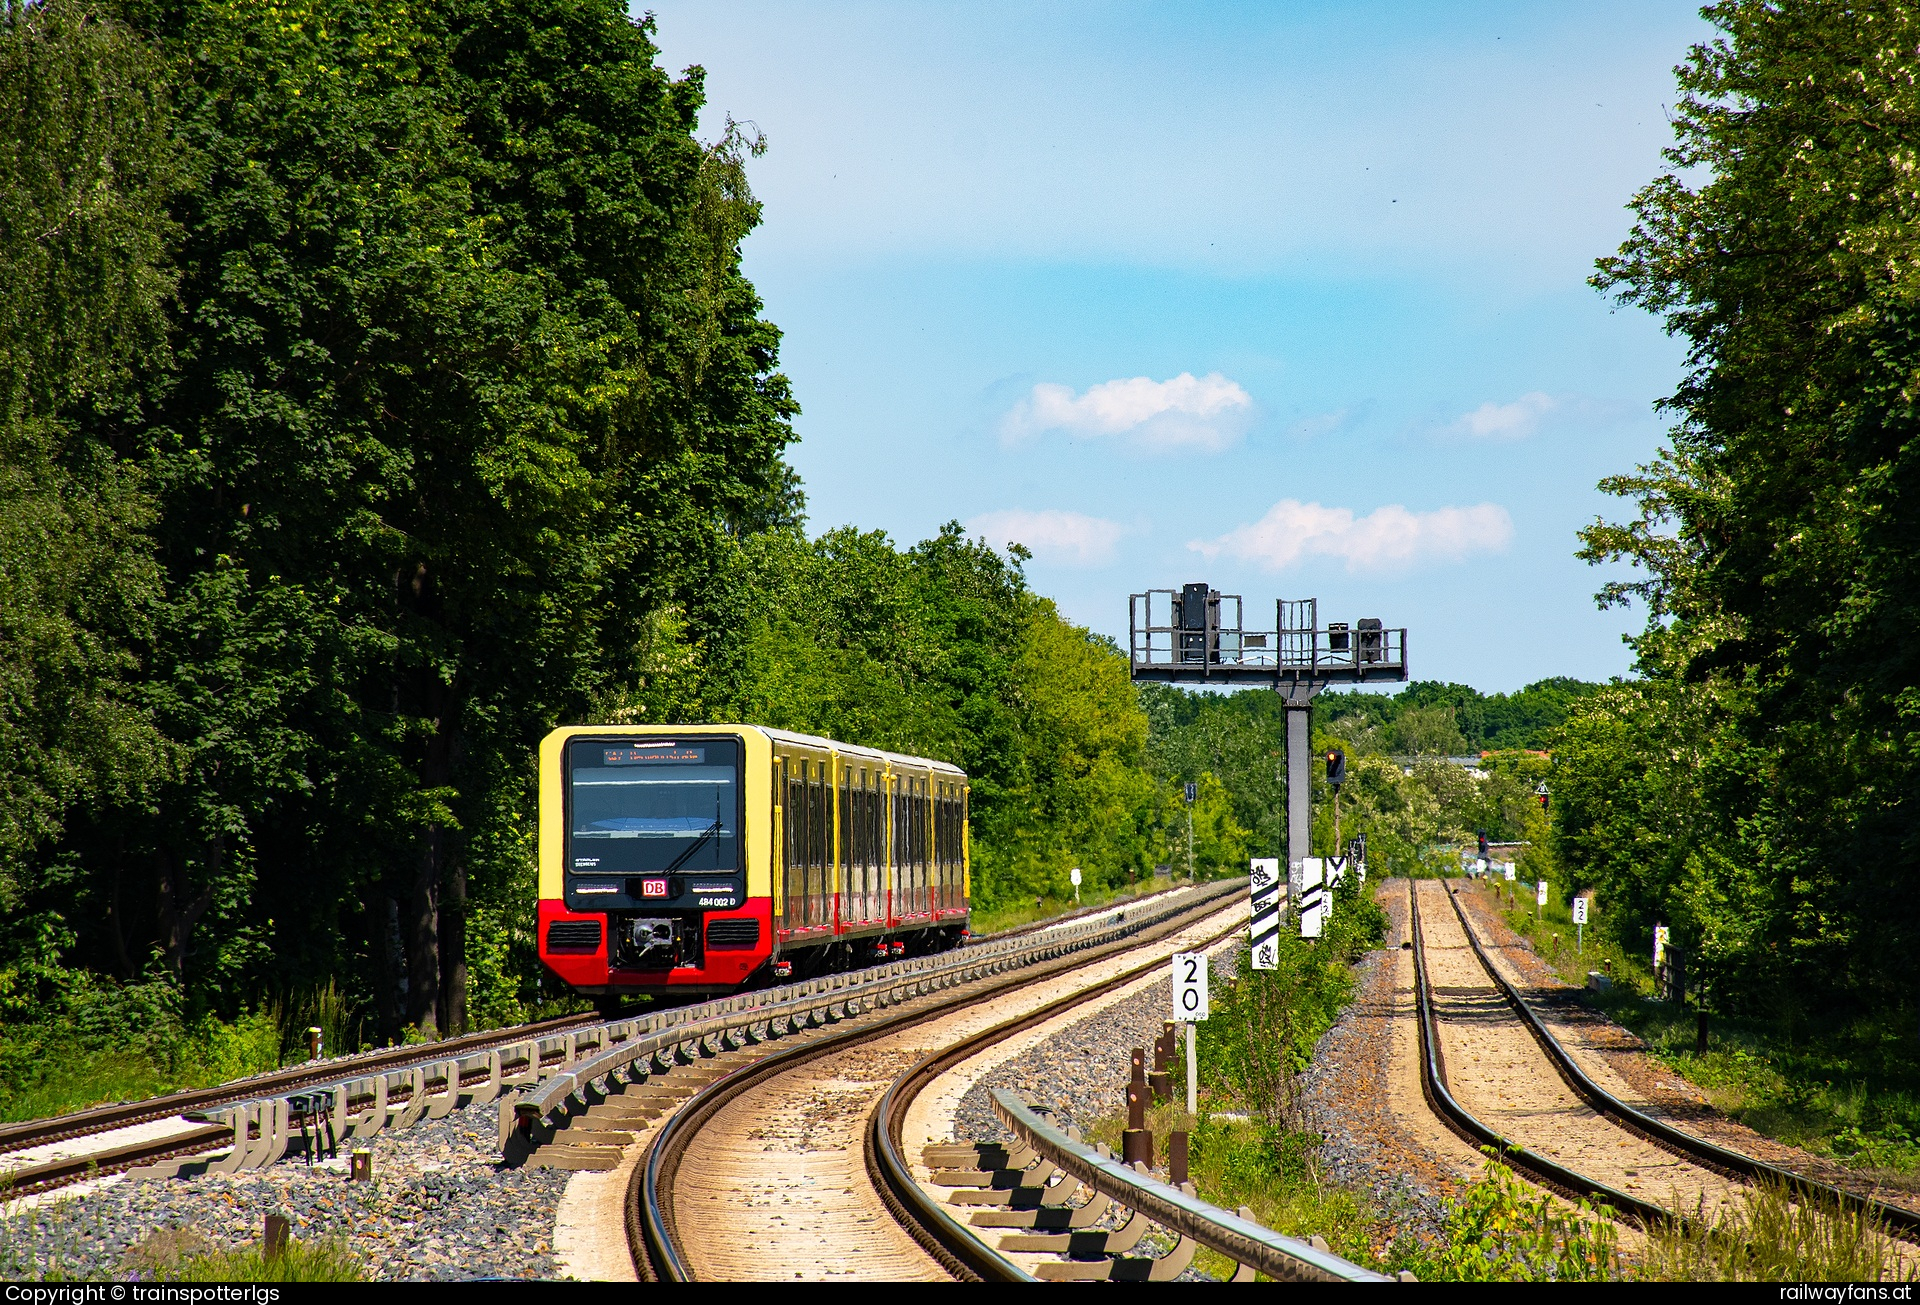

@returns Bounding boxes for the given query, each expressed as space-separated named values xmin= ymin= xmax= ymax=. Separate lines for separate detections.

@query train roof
xmin=757 ymin=726 xmax=967 ymax=779
xmin=545 ymin=722 xmax=964 ymax=780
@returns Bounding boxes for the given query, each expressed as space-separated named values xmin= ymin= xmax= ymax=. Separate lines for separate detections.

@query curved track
xmin=0 ymin=901 xmax=1134 ymax=1202
xmin=631 ymin=893 xmax=1247 ymax=1281
xmin=1409 ymin=876 xmax=1920 ymax=1245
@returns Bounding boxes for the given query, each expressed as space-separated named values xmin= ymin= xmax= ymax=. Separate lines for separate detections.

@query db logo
xmin=641 ymin=878 xmax=669 ymax=898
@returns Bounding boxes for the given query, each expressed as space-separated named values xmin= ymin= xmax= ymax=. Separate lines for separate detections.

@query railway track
xmin=0 ymin=896 xmax=1185 ymax=1203
xmin=0 ymin=1011 xmax=618 ymax=1199
xmin=1406 ymin=875 xmax=1920 ymax=1248
xmin=621 ymin=886 xmax=1384 ymax=1282
xmin=0 ymin=1012 xmax=600 ymax=1161
xmin=631 ymin=889 xmax=1245 ymax=1280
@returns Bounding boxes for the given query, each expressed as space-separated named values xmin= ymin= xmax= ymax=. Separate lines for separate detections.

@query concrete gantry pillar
xmin=1286 ymin=702 xmax=1311 ymax=871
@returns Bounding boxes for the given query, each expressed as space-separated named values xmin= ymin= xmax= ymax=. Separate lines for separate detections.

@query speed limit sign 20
xmin=1172 ymin=952 xmax=1209 ymax=1022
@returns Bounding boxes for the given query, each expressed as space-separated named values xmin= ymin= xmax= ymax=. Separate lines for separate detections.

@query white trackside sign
xmin=1572 ymin=896 xmax=1589 ymax=925
xmin=1536 ymin=880 xmax=1549 ymax=907
xmin=1172 ymin=952 xmax=1209 ymax=1022
xmin=1295 ymin=858 xmax=1326 ymax=938
xmin=1249 ymin=857 xmax=1282 ymax=970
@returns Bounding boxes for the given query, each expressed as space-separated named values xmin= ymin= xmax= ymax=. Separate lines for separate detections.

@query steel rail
xmin=0 ymin=1125 xmax=237 ymax=1199
xmin=0 ymin=1010 xmax=599 ymax=1157
xmin=1407 ymin=877 xmax=1672 ymax=1225
xmin=984 ymin=1091 xmax=1387 ymax=1282
xmin=1437 ymin=878 xmax=1920 ymax=1242
xmin=972 ymin=881 xmax=1192 ymax=946
xmin=516 ymin=882 xmax=1241 ymax=1139
xmin=864 ymin=913 xmax=1371 ymax=1282
xmin=631 ymin=886 xmax=1248 ymax=1281
xmin=4 ymin=888 xmax=1221 ymax=1202
xmin=2 ymin=880 xmax=1204 ymax=1165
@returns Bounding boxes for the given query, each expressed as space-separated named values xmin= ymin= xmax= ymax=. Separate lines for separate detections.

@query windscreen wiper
xmin=663 ymin=819 xmax=721 ymax=873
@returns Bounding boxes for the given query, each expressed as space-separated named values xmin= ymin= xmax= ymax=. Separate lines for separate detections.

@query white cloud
xmin=968 ymin=508 xmax=1124 ymax=567
xmin=1451 ymin=391 xmax=1557 ymax=440
xmin=1001 ymin=372 xmax=1254 ymax=452
xmin=1189 ymin=499 xmax=1513 ymax=573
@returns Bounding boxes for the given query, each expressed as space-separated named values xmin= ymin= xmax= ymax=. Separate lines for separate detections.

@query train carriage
xmin=537 ymin=724 xmax=970 ymax=998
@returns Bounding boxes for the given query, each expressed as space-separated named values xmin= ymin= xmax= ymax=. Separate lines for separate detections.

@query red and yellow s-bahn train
xmin=537 ymin=724 xmax=970 ymax=999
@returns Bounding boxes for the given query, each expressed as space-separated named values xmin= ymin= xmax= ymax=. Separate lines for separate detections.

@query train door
xmin=839 ymin=760 xmax=881 ymax=932
xmin=837 ymin=765 xmax=851 ymax=934
xmin=920 ymin=775 xmax=933 ymax=916
xmin=933 ymin=780 xmax=949 ymax=916
xmin=782 ymin=755 xmax=804 ymax=929
xmin=883 ymin=766 xmax=896 ymax=928
xmin=947 ymin=781 xmax=963 ymax=914
xmin=853 ymin=765 xmax=883 ymax=926
xmin=783 ymin=753 xmax=829 ymax=934
xmin=908 ymin=772 xmax=928 ymax=918
xmin=961 ymin=785 xmax=970 ymax=907
xmin=810 ymin=756 xmax=828 ymax=929
xmin=773 ymin=757 xmax=785 ymax=938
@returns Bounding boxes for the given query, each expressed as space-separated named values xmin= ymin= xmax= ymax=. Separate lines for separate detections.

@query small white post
xmin=1185 ymin=1021 xmax=1197 ymax=1117
xmin=1172 ymin=951 xmax=1209 ymax=1117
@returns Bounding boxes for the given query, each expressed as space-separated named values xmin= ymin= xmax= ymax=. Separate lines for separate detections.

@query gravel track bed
xmin=2 ymin=1103 xmax=566 ymax=1281
xmin=951 ymin=885 xmax=1449 ymax=1257
xmin=1297 ymin=893 xmax=1450 ymax=1245
xmin=951 ymin=977 xmax=1177 ymax=1144
xmin=1454 ymin=882 xmax=1920 ymax=1214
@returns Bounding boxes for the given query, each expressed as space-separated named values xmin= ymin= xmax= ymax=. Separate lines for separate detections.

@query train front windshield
xmin=566 ymin=739 xmax=741 ymax=876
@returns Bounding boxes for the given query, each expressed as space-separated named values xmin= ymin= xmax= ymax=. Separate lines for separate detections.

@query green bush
xmin=1195 ymin=875 xmax=1387 ymax=1127
xmin=1418 ymin=1151 xmax=1623 ymax=1282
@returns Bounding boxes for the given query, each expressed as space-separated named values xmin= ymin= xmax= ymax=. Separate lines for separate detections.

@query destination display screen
xmin=567 ymin=737 xmax=741 ymax=878
xmin=602 ymin=747 xmax=705 ymax=765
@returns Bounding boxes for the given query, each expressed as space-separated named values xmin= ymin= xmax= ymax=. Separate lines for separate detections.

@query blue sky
xmin=646 ymin=2 xmax=1712 ymax=693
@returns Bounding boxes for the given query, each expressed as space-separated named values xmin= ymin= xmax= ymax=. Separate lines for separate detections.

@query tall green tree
xmin=0 ymin=0 xmax=174 ymax=1010
xmin=1578 ymin=0 xmax=1920 ymax=1013
xmin=25 ymin=0 xmax=797 ymax=1037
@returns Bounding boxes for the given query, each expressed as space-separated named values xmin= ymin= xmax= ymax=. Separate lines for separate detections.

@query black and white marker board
xmin=1295 ymin=858 xmax=1326 ymax=938
xmin=1249 ymin=857 xmax=1282 ymax=971
xmin=1172 ymin=952 xmax=1209 ymax=1022
xmin=1172 ymin=951 xmax=1209 ymax=1116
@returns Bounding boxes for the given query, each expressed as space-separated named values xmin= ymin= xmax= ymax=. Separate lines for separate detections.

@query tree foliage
xmin=1144 ymin=679 xmax=1581 ymax=878
xmin=1 ymin=0 xmax=799 ymax=1042
xmin=1566 ymin=0 xmax=1920 ymax=1017
xmin=0 ymin=0 xmax=175 ymax=1012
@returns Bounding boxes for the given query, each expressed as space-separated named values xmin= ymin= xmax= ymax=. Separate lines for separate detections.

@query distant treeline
xmin=1316 ymin=678 xmax=1602 ymax=755
xmin=1142 ymin=678 xmax=1593 ymax=880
